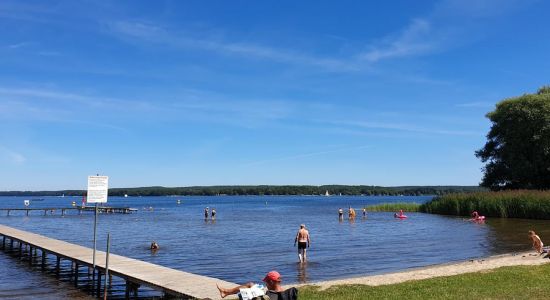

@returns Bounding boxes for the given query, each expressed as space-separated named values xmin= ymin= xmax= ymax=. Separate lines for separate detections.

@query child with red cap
xmin=216 ymin=270 xmax=298 ymax=300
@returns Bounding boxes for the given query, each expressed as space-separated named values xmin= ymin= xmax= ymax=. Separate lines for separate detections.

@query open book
xmin=239 ymin=284 xmax=266 ymax=300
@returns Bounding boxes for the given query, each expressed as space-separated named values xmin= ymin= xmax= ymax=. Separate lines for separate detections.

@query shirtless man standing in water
xmin=294 ymin=224 xmax=310 ymax=263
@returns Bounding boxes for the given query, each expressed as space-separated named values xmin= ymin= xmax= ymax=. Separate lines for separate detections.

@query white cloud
xmin=6 ymin=42 xmax=31 ymax=49
xmin=360 ymin=19 xmax=436 ymax=63
xmin=106 ymin=21 xmax=356 ymax=71
xmin=0 ymin=86 xmax=296 ymax=128
xmin=327 ymin=119 xmax=480 ymax=136
xmin=0 ymin=146 xmax=26 ymax=163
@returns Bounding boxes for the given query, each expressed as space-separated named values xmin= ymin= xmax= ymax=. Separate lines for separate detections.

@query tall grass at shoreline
xmin=419 ymin=190 xmax=550 ymax=219
xmin=366 ymin=202 xmax=421 ymax=212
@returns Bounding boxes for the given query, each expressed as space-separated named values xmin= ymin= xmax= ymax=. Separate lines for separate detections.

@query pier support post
xmin=2 ymin=236 xmax=5 ymax=250
xmin=10 ymin=238 xmax=13 ymax=250
xmin=7 ymin=209 xmax=10 ymax=216
xmin=19 ymin=242 xmax=22 ymax=258
xmin=74 ymin=263 xmax=79 ymax=287
xmin=56 ymin=257 xmax=61 ymax=277
xmin=29 ymin=246 xmax=33 ymax=266
xmin=62 ymin=209 xmax=65 ymax=216
xmin=44 ymin=210 xmax=47 ymax=216
xmin=125 ymin=280 xmax=140 ymax=299
xmin=26 ymin=210 xmax=29 ymax=216
xmin=42 ymin=250 xmax=46 ymax=270
xmin=96 ymin=272 xmax=102 ymax=296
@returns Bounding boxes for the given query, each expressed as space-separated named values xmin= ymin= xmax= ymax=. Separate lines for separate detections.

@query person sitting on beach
xmin=150 ymin=241 xmax=160 ymax=250
xmin=217 ymin=270 xmax=298 ymax=300
xmin=529 ymin=230 xmax=544 ymax=254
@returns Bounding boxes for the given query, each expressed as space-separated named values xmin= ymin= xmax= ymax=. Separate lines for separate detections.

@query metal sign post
xmin=92 ymin=202 xmax=98 ymax=288
xmin=87 ymin=175 xmax=109 ymax=295
xmin=103 ymin=232 xmax=111 ymax=300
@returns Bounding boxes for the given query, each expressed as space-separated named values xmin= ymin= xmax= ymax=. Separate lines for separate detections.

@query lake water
xmin=1 ymin=195 xmax=550 ymax=298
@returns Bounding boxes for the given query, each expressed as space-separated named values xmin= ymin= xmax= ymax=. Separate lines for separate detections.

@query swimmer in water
xmin=338 ymin=208 xmax=343 ymax=219
xmin=150 ymin=241 xmax=160 ymax=250
xmin=204 ymin=207 xmax=209 ymax=219
xmin=211 ymin=208 xmax=216 ymax=220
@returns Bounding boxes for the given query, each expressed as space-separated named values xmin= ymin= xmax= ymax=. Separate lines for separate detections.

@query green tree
xmin=476 ymin=86 xmax=550 ymax=190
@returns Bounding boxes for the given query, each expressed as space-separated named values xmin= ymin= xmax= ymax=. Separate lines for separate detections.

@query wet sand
xmin=294 ymin=251 xmax=550 ymax=290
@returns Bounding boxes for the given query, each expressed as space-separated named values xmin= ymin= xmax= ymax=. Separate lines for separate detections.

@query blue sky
xmin=1 ymin=0 xmax=549 ymax=190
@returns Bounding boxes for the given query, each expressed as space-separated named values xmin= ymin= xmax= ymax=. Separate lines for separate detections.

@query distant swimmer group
xmin=204 ymin=207 xmax=217 ymax=220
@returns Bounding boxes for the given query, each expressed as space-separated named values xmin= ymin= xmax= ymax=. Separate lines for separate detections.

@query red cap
xmin=263 ymin=270 xmax=281 ymax=282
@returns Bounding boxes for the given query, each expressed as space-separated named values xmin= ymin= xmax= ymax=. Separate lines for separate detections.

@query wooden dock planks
xmin=0 ymin=224 xmax=235 ymax=299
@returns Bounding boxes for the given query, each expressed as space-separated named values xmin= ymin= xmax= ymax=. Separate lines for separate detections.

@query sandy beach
xmin=295 ymin=251 xmax=550 ymax=290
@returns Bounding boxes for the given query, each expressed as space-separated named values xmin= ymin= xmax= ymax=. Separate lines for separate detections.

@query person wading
xmin=294 ymin=224 xmax=310 ymax=263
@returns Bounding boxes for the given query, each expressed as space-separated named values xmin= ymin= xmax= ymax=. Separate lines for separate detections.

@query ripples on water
xmin=0 ymin=251 xmax=93 ymax=299
xmin=1 ymin=195 xmax=550 ymax=297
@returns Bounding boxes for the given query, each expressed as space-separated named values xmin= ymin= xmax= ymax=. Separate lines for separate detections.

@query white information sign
xmin=87 ymin=175 xmax=109 ymax=203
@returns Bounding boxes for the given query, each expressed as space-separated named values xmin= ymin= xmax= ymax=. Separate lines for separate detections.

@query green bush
xmin=419 ymin=190 xmax=550 ymax=219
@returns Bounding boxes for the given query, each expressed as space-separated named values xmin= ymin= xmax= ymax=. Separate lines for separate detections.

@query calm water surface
xmin=1 ymin=195 xmax=550 ymax=297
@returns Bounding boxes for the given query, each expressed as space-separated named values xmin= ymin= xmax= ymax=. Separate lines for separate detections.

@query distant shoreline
xmin=0 ymin=185 xmax=484 ymax=197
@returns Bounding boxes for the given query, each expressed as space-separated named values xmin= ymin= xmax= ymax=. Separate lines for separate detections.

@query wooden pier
xmin=0 ymin=224 xmax=235 ymax=299
xmin=0 ymin=206 xmax=138 ymax=216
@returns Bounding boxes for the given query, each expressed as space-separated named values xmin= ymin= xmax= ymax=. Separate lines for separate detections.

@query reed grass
xmin=419 ymin=190 xmax=550 ymax=219
xmin=365 ymin=202 xmax=421 ymax=212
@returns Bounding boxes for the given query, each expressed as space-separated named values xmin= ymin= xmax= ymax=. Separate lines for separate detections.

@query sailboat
xmin=325 ymin=190 xmax=330 ymax=197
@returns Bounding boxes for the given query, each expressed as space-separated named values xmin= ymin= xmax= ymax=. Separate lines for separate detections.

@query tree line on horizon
xmin=0 ymin=185 xmax=485 ymax=197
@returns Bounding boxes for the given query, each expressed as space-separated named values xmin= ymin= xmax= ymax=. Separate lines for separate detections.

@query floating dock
xmin=0 ymin=224 xmax=235 ymax=299
xmin=0 ymin=206 xmax=138 ymax=216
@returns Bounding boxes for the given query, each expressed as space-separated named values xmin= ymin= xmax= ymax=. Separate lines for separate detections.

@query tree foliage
xmin=0 ymin=185 xmax=484 ymax=197
xmin=476 ymin=86 xmax=550 ymax=190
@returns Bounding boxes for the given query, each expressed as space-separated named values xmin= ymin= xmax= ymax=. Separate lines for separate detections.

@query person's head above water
xmin=150 ymin=241 xmax=159 ymax=250
xmin=300 ymin=224 xmax=305 ymax=229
